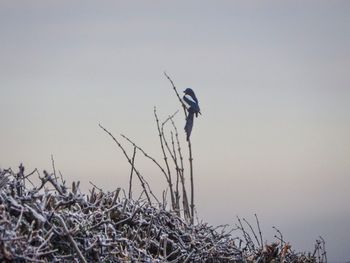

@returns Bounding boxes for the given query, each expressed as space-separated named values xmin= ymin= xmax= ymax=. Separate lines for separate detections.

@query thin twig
xmin=254 ymin=214 xmax=263 ymax=250
xmin=187 ymin=138 xmax=194 ymax=224
xmin=129 ymin=146 xmax=137 ymax=199
xmin=164 ymin=73 xmax=194 ymax=223
xmin=170 ymin=131 xmax=180 ymax=211
xmin=243 ymin=217 xmax=260 ymax=248
xmin=236 ymin=216 xmax=255 ymax=252
xmin=99 ymin=123 xmax=154 ymax=204
xmin=273 ymin=226 xmax=285 ymax=250
xmin=170 ymin=117 xmax=190 ymax=220
xmin=161 ymin=111 xmax=181 ymax=213
xmin=163 ymin=72 xmax=187 ymax=118
xmin=51 ymin=154 xmax=57 ymax=181
xmin=120 ymin=134 xmax=169 ymax=182
xmin=153 ymin=108 xmax=176 ymax=210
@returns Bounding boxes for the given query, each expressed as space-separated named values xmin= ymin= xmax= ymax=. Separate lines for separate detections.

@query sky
xmin=1 ymin=1 xmax=349 ymax=261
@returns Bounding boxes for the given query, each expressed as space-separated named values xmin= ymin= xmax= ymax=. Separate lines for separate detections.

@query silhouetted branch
xmin=161 ymin=111 xmax=181 ymax=213
xmin=170 ymin=131 xmax=180 ymax=212
xmin=153 ymin=107 xmax=176 ymax=211
xmin=273 ymin=225 xmax=285 ymax=249
xmin=51 ymin=154 xmax=57 ymax=181
xmin=164 ymin=73 xmax=195 ymax=223
xmin=187 ymin=138 xmax=194 ymax=224
xmin=98 ymin=123 xmax=157 ymax=204
xmin=164 ymin=72 xmax=187 ymax=118
xmin=243 ymin=217 xmax=261 ymax=249
xmin=120 ymin=134 xmax=169 ymax=183
xmin=128 ymin=146 xmax=136 ymax=199
xmin=255 ymin=214 xmax=263 ymax=250
xmin=170 ymin=117 xmax=191 ymax=220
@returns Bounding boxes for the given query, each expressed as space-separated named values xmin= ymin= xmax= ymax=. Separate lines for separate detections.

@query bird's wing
xmin=183 ymin=94 xmax=197 ymax=107
xmin=184 ymin=95 xmax=200 ymax=114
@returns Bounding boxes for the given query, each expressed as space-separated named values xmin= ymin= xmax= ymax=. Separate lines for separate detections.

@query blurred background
xmin=1 ymin=1 xmax=349 ymax=261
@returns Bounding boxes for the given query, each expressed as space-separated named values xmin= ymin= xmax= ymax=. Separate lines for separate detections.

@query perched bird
xmin=183 ymin=88 xmax=200 ymax=141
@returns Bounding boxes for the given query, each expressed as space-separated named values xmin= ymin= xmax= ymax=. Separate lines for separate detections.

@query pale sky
xmin=1 ymin=1 xmax=349 ymax=261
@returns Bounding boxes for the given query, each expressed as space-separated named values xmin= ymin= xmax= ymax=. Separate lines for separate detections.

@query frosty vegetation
xmin=0 ymin=166 xmax=327 ymax=262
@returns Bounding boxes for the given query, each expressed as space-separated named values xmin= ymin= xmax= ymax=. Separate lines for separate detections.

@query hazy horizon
xmin=1 ymin=1 xmax=349 ymax=261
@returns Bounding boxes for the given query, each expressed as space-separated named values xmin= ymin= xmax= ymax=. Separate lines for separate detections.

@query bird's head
xmin=183 ymin=88 xmax=195 ymax=97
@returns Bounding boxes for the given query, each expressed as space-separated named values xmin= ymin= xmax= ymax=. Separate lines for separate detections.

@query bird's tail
xmin=184 ymin=111 xmax=194 ymax=141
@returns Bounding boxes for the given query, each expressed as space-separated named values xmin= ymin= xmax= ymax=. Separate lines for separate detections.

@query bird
xmin=183 ymin=88 xmax=200 ymax=141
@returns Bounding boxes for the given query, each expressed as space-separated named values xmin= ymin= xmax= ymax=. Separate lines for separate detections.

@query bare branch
xmin=128 ymin=146 xmax=137 ymax=199
xmin=99 ymin=123 xmax=156 ymax=204
xmin=153 ymin=108 xmax=176 ymax=210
